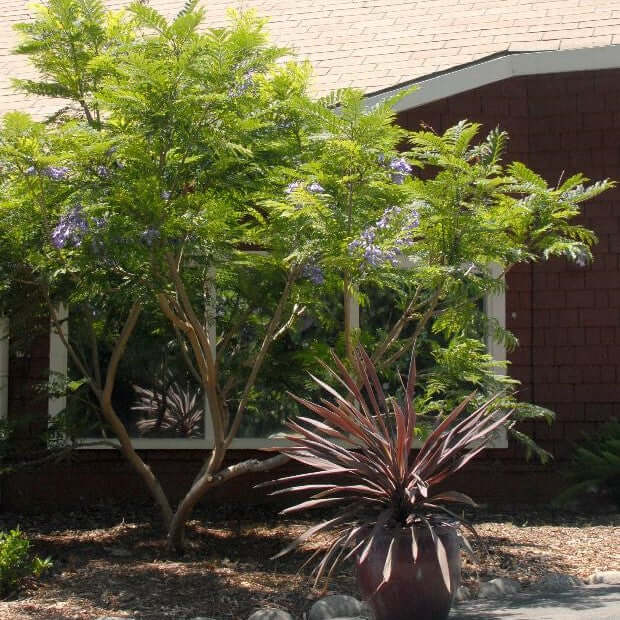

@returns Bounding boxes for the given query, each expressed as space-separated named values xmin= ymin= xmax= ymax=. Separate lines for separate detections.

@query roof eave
xmin=365 ymin=44 xmax=620 ymax=112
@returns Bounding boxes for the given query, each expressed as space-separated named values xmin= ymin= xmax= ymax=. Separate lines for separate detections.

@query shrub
xmin=557 ymin=419 xmax=620 ymax=509
xmin=0 ymin=528 xmax=52 ymax=595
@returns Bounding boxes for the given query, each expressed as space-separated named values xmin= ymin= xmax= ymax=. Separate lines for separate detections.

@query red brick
xmin=575 ymin=383 xmax=620 ymax=402
xmin=603 ymin=130 xmax=620 ymax=147
xmin=533 ymin=421 xmax=564 ymax=441
xmin=533 ymin=366 xmax=559 ymax=383
xmin=577 ymin=91 xmax=608 ymax=114
xmin=573 ymin=345 xmax=608 ymax=364
xmin=564 ymin=327 xmax=584 ymax=345
xmin=508 ymin=347 xmax=531 ymax=366
xmin=595 ymin=73 xmax=620 ymax=93
xmin=534 ymin=383 xmax=579 ymax=404
xmin=580 ymin=308 xmax=619 ymax=326
xmin=595 ymin=290 xmax=610 ymax=308
xmin=507 ymin=271 xmax=531 ymax=291
xmin=558 ymin=272 xmax=585 ymax=289
xmin=585 ymin=403 xmax=615 ymax=421
xmin=513 ymin=328 xmax=531 ymax=347
xmin=566 ymin=75 xmax=596 ymax=95
xmin=532 ymin=347 xmax=555 ymax=365
xmin=585 ymin=327 xmax=601 ymax=344
xmin=518 ymin=291 xmax=532 ymax=310
xmin=600 ymin=327 xmax=616 ymax=344
xmin=553 ymin=402 xmax=585 ymax=422
xmin=557 ymin=366 xmax=581 ymax=383
xmin=535 ymin=290 xmax=566 ymax=308
xmin=557 ymin=309 xmax=580 ymax=326
xmin=565 ymin=289 xmax=593 ymax=308
xmin=510 ymin=364 xmax=532 ymax=384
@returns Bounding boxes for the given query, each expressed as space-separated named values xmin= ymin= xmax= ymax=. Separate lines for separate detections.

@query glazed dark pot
xmin=356 ymin=523 xmax=460 ymax=620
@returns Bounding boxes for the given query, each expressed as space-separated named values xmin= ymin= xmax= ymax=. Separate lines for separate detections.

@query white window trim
xmin=43 ymin=258 xmax=508 ymax=450
xmin=48 ymin=278 xmax=506 ymax=450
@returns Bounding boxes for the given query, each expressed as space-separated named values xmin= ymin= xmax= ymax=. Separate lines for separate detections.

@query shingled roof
xmin=2 ymin=0 xmax=620 ymax=117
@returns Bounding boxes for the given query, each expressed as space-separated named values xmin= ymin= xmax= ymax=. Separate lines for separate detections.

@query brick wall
xmin=4 ymin=69 xmax=620 ymax=511
xmin=399 ymin=68 xmax=620 ymax=497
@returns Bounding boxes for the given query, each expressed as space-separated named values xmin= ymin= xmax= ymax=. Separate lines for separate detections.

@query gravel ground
xmin=0 ymin=506 xmax=616 ymax=620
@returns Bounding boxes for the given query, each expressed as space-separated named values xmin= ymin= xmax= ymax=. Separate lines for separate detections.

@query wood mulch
xmin=0 ymin=504 xmax=617 ymax=620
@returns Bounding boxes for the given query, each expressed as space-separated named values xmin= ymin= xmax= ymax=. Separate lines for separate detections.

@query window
xmin=9 ymin=270 xmax=507 ymax=450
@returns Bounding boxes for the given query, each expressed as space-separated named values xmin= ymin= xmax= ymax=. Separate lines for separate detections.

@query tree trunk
xmin=167 ymin=454 xmax=289 ymax=553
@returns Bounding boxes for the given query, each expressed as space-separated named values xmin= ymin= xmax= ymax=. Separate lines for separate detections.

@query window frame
xmin=46 ymin=266 xmax=507 ymax=449
xmin=0 ymin=270 xmax=508 ymax=450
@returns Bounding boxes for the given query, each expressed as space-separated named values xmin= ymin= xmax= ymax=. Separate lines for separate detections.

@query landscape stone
xmin=531 ymin=572 xmax=583 ymax=592
xmin=309 ymin=594 xmax=363 ymax=620
xmin=478 ymin=577 xmax=521 ymax=599
xmin=587 ymin=570 xmax=620 ymax=585
xmin=106 ymin=547 xmax=132 ymax=558
xmin=95 ymin=617 xmax=135 ymax=620
xmin=454 ymin=585 xmax=473 ymax=602
xmin=247 ymin=609 xmax=294 ymax=620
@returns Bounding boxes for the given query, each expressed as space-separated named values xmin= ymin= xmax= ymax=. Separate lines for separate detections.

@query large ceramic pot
xmin=356 ymin=523 xmax=460 ymax=620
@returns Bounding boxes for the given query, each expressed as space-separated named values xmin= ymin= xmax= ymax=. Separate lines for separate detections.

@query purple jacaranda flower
xmin=141 ymin=228 xmax=160 ymax=247
xmin=25 ymin=166 xmax=37 ymax=176
xmin=161 ymin=190 xmax=171 ymax=200
xmin=51 ymin=205 xmax=88 ymax=248
xmin=363 ymin=245 xmax=385 ymax=267
xmin=390 ymin=157 xmax=412 ymax=174
xmin=285 ymin=181 xmax=302 ymax=195
xmin=229 ymin=70 xmax=255 ymax=98
xmin=307 ymin=181 xmax=325 ymax=194
xmin=302 ymin=261 xmax=325 ymax=285
xmin=376 ymin=206 xmax=402 ymax=229
xmin=42 ymin=166 xmax=70 ymax=180
xmin=361 ymin=227 xmax=376 ymax=244
xmin=96 ymin=165 xmax=110 ymax=178
xmin=389 ymin=157 xmax=412 ymax=185
xmin=348 ymin=239 xmax=362 ymax=253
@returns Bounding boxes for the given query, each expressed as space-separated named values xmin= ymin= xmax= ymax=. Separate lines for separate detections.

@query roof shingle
xmin=1 ymin=0 xmax=620 ymax=117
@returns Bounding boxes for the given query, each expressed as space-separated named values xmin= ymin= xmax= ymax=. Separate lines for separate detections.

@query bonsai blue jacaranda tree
xmin=0 ymin=0 xmax=612 ymax=555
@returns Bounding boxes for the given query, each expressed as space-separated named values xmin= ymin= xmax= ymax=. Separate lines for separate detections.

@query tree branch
xmin=224 ymin=266 xmax=299 ymax=447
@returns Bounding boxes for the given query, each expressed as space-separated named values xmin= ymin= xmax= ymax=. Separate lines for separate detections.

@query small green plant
xmin=556 ymin=419 xmax=620 ymax=509
xmin=0 ymin=528 xmax=52 ymax=596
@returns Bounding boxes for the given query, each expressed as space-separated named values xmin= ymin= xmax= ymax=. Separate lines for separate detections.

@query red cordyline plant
xmin=133 ymin=378 xmax=203 ymax=438
xmin=265 ymin=346 xmax=513 ymax=590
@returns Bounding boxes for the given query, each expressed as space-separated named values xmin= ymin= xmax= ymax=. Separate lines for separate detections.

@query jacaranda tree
xmin=0 ymin=0 xmax=612 ymax=553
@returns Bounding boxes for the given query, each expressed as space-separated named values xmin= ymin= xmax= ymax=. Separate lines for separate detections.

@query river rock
xmin=454 ymin=585 xmax=473 ymax=602
xmin=478 ymin=577 xmax=521 ymax=599
xmin=309 ymin=594 xmax=363 ymax=620
xmin=587 ymin=570 xmax=620 ymax=585
xmin=531 ymin=572 xmax=583 ymax=592
xmin=248 ymin=609 xmax=294 ymax=620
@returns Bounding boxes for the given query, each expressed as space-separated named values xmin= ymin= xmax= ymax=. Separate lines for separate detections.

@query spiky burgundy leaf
xmin=267 ymin=345 xmax=511 ymax=586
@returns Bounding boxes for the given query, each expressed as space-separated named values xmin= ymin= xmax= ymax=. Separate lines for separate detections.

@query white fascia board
xmin=364 ymin=45 xmax=620 ymax=113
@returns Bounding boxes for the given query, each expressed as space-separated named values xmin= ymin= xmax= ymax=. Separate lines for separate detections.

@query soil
xmin=0 ymin=505 xmax=617 ymax=620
